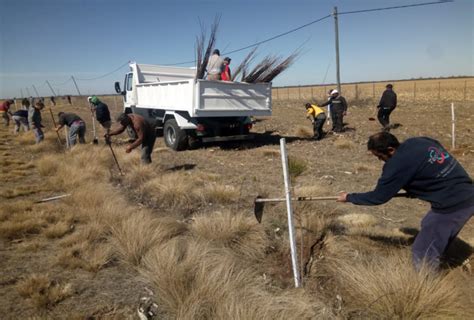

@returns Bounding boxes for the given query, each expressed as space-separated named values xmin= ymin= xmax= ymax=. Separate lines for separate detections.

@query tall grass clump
xmin=190 ymin=210 xmax=269 ymax=260
xmin=16 ymin=274 xmax=72 ymax=309
xmin=288 ymin=156 xmax=307 ymax=178
xmin=330 ymin=252 xmax=469 ymax=319
xmin=111 ymin=213 xmax=188 ymax=266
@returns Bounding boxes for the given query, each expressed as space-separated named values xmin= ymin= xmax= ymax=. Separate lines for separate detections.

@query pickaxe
xmin=254 ymin=193 xmax=409 ymax=223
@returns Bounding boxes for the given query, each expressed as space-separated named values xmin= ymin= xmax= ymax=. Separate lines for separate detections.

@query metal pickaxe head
xmin=254 ymin=196 xmax=265 ymax=223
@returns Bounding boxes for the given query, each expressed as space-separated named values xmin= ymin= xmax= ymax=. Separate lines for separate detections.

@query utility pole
xmin=333 ymin=6 xmax=341 ymax=94
xmin=46 ymin=80 xmax=57 ymax=96
xmin=71 ymin=76 xmax=82 ymax=96
xmin=32 ymin=85 xmax=40 ymax=97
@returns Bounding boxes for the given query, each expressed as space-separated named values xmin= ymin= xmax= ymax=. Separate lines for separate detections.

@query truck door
xmin=123 ymin=72 xmax=134 ymax=108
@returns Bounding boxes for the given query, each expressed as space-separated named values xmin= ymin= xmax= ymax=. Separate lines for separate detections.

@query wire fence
xmin=272 ymin=78 xmax=474 ymax=104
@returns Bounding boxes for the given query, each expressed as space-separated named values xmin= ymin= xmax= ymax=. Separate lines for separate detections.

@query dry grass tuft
xmin=294 ymin=185 xmax=328 ymax=197
xmin=288 ymin=156 xmax=307 ymax=178
xmin=111 ymin=212 xmax=188 ymax=266
xmin=259 ymin=147 xmax=280 ymax=157
xmin=44 ymin=221 xmax=72 ymax=239
xmin=202 ymin=184 xmax=239 ymax=204
xmin=36 ymin=154 xmax=58 ymax=176
xmin=294 ymin=125 xmax=313 ymax=138
xmin=142 ymin=237 xmax=331 ymax=319
xmin=334 ymin=137 xmax=355 ymax=149
xmin=16 ymin=274 xmax=72 ymax=309
xmin=190 ymin=211 xmax=269 ymax=260
xmin=0 ymin=219 xmax=43 ymax=239
xmin=337 ymin=213 xmax=378 ymax=228
xmin=331 ymin=253 xmax=470 ymax=319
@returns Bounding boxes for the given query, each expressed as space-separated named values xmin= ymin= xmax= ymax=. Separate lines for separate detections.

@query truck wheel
xmin=164 ymin=119 xmax=188 ymax=151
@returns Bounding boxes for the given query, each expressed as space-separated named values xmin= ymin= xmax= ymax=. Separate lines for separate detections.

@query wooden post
xmin=276 ymin=87 xmax=279 ymax=100
xmin=355 ymin=84 xmax=359 ymax=101
xmin=438 ymin=82 xmax=441 ymax=100
xmin=414 ymin=82 xmax=416 ymax=102
xmin=311 ymin=86 xmax=314 ymax=99
xmin=279 ymin=138 xmax=301 ymax=288
xmin=372 ymin=82 xmax=375 ymax=98
xmin=451 ymin=102 xmax=455 ymax=149
xmin=464 ymin=80 xmax=467 ymax=101
xmin=298 ymin=86 xmax=301 ymax=100
xmin=287 ymin=87 xmax=290 ymax=101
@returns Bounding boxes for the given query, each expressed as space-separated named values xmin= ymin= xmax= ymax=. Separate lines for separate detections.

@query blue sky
xmin=0 ymin=0 xmax=472 ymax=98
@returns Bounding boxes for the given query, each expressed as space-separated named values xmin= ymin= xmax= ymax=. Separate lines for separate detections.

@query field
xmin=1 ymin=78 xmax=473 ymax=319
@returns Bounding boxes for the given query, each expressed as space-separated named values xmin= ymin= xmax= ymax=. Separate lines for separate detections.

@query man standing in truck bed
xmin=106 ymin=113 xmax=156 ymax=164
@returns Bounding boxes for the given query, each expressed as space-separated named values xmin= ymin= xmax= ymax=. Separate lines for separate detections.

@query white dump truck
xmin=114 ymin=62 xmax=272 ymax=150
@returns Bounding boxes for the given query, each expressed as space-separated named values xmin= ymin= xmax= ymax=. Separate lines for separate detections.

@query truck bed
xmin=132 ymin=64 xmax=272 ymax=117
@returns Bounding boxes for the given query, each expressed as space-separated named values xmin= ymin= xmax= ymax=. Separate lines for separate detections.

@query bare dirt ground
xmin=1 ymin=96 xmax=473 ymax=319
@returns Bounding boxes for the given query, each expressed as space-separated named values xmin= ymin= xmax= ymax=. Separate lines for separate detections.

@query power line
xmin=166 ymin=14 xmax=332 ymax=66
xmin=339 ymin=0 xmax=453 ymax=15
xmin=75 ymin=61 xmax=130 ymax=81
xmin=49 ymin=77 xmax=72 ymax=86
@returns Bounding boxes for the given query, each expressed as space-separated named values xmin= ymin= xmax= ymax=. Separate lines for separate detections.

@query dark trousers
xmin=141 ymin=132 xmax=157 ymax=164
xmin=377 ymin=107 xmax=393 ymax=128
xmin=412 ymin=204 xmax=473 ymax=271
xmin=332 ymin=109 xmax=344 ymax=132
xmin=312 ymin=113 xmax=326 ymax=140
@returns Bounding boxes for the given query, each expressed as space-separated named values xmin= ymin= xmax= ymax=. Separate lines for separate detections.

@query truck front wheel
xmin=164 ymin=119 xmax=188 ymax=151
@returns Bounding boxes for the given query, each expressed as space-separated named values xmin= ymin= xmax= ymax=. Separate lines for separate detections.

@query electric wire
xmin=21 ymin=0 xmax=453 ymax=95
xmin=339 ymin=0 xmax=452 ymax=15
xmin=75 ymin=61 xmax=130 ymax=81
xmin=166 ymin=14 xmax=332 ymax=66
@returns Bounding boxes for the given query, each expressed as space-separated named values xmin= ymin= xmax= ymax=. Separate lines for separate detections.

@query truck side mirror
xmin=114 ymin=82 xmax=123 ymax=94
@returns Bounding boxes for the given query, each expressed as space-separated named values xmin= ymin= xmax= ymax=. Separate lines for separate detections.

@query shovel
xmin=106 ymin=136 xmax=124 ymax=175
xmin=254 ymin=193 xmax=409 ymax=223
xmin=48 ymin=108 xmax=63 ymax=146
xmin=91 ymin=114 xmax=99 ymax=144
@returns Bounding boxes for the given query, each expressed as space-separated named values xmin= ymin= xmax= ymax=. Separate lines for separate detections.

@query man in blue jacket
xmin=337 ymin=132 xmax=473 ymax=270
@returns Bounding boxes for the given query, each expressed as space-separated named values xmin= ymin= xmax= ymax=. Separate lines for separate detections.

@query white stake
xmin=280 ymin=138 xmax=301 ymax=288
xmin=451 ymin=102 xmax=455 ymax=149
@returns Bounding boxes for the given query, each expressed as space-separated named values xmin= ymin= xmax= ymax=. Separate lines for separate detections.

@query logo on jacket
xmin=427 ymin=146 xmax=450 ymax=164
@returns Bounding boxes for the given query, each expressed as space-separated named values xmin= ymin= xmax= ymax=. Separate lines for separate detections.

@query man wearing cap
xmin=56 ymin=112 xmax=86 ymax=146
xmin=88 ymin=96 xmax=112 ymax=136
xmin=377 ymin=84 xmax=397 ymax=131
xmin=221 ymin=57 xmax=232 ymax=81
xmin=320 ymin=90 xmax=348 ymax=132
xmin=0 ymin=99 xmax=15 ymax=126
xmin=305 ymin=103 xmax=326 ymax=140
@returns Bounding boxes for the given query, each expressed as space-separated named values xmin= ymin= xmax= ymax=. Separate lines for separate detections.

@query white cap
xmin=330 ymin=89 xmax=338 ymax=95
xmin=87 ymin=96 xmax=92 ymax=102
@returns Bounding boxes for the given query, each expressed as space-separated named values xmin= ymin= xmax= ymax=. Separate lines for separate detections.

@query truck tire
xmin=164 ymin=119 xmax=188 ymax=151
